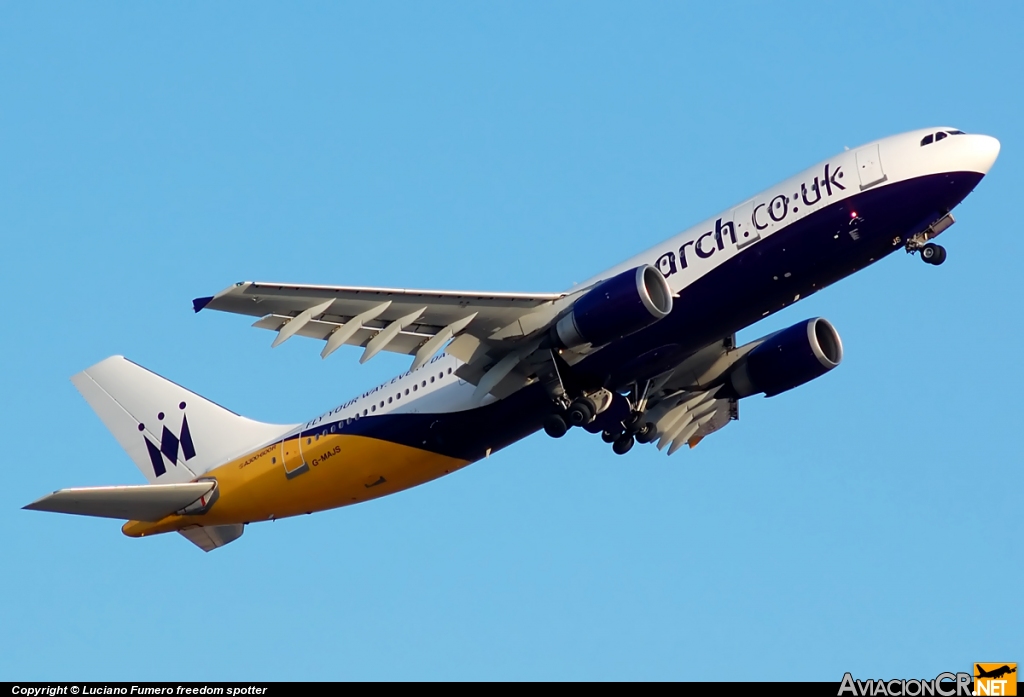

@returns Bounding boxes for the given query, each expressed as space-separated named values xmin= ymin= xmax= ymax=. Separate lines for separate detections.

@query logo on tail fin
xmin=139 ymin=401 xmax=196 ymax=477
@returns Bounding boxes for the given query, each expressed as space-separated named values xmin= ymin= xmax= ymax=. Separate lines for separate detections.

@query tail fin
xmin=72 ymin=356 xmax=295 ymax=484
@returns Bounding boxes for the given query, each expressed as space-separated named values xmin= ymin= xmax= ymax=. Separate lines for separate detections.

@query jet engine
xmin=727 ymin=318 xmax=843 ymax=398
xmin=553 ymin=265 xmax=673 ymax=349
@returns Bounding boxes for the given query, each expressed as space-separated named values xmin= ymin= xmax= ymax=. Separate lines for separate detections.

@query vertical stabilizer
xmin=72 ymin=356 xmax=296 ymax=484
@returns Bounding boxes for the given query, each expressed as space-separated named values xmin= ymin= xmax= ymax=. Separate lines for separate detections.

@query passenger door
xmin=282 ymin=436 xmax=309 ymax=479
xmin=855 ymin=144 xmax=887 ymax=190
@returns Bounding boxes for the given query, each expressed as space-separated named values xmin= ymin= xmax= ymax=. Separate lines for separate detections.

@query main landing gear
xmin=543 ymin=395 xmax=600 ymax=439
xmin=543 ymin=391 xmax=656 ymax=457
xmin=597 ymin=412 xmax=656 ymax=456
xmin=538 ymin=350 xmax=656 ymax=456
xmin=601 ymin=427 xmax=637 ymax=454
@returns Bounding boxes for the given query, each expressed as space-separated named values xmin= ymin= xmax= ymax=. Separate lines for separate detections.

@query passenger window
xmin=936 ymin=131 xmax=947 ymax=142
xmin=388 ymin=397 xmax=393 ymax=404
xmin=413 ymin=384 xmax=418 ymax=391
xmin=405 ymin=389 xmax=409 ymax=395
xmin=371 ymin=405 xmax=376 ymax=412
xmin=920 ymin=134 xmax=934 ymax=146
xmin=430 ymin=376 xmax=435 ymax=383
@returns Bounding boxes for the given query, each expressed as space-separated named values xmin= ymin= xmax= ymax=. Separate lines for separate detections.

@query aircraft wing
xmin=194 ymin=281 xmax=568 ymax=373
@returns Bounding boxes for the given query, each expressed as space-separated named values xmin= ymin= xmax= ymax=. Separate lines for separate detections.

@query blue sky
xmin=1 ymin=1 xmax=1020 ymax=681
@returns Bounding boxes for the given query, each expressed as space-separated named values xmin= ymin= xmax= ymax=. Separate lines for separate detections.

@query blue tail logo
xmin=139 ymin=401 xmax=196 ymax=477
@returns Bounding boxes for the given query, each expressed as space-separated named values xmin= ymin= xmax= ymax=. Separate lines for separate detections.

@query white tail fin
xmin=72 ymin=356 xmax=296 ymax=484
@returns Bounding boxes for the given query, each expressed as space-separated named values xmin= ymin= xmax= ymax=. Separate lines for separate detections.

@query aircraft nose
xmin=968 ymin=134 xmax=1001 ymax=174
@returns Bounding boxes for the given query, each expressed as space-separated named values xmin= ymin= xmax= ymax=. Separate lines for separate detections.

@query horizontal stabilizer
xmin=23 ymin=482 xmax=215 ymax=522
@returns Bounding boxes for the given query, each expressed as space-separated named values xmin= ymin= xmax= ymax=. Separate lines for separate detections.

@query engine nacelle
xmin=553 ymin=265 xmax=673 ymax=349
xmin=728 ymin=318 xmax=843 ymax=398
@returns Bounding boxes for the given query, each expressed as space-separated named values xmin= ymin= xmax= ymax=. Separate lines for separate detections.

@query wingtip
xmin=192 ymin=296 xmax=214 ymax=313
xmin=22 ymin=492 xmax=57 ymax=512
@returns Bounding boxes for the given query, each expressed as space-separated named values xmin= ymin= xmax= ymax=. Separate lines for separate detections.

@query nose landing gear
xmin=920 ymin=243 xmax=947 ymax=266
xmin=905 ymin=213 xmax=953 ymax=266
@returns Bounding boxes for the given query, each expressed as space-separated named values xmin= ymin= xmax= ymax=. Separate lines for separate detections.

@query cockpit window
xmin=921 ymin=129 xmax=967 ymax=147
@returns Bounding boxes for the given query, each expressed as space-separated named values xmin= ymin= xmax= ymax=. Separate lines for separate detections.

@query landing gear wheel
xmin=612 ymin=435 xmax=635 ymax=455
xmin=566 ymin=398 xmax=596 ymax=426
xmin=543 ymin=413 xmax=569 ymax=438
xmin=921 ymin=243 xmax=947 ymax=265
xmin=635 ymin=423 xmax=656 ymax=444
xmin=601 ymin=429 xmax=621 ymax=443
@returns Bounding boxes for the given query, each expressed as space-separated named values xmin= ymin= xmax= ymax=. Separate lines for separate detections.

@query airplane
xmin=976 ymin=665 xmax=1016 ymax=680
xmin=24 ymin=126 xmax=1000 ymax=552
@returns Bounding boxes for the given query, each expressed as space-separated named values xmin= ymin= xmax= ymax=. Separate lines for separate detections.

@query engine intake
xmin=554 ymin=265 xmax=673 ymax=349
xmin=728 ymin=318 xmax=843 ymax=398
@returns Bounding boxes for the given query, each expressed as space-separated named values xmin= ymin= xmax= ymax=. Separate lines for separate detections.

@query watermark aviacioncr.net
xmin=839 ymin=664 xmax=1017 ymax=697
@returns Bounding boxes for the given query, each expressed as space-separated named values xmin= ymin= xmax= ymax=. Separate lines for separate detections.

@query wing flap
xmin=251 ymin=314 xmax=436 ymax=355
xmin=23 ymin=482 xmax=215 ymax=522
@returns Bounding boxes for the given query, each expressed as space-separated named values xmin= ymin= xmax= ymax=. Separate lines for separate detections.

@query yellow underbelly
xmin=122 ymin=434 xmax=471 ymax=537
